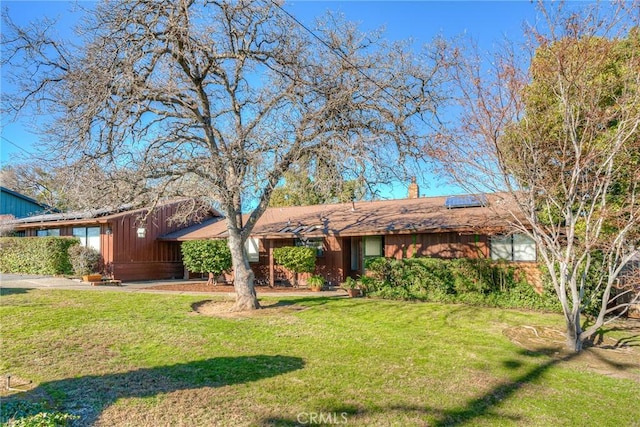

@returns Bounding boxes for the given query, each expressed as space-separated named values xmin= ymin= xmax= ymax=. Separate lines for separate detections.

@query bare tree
xmin=438 ymin=1 xmax=640 ymax=351
xmin=2 ymin=0 xmax=444 ymax=310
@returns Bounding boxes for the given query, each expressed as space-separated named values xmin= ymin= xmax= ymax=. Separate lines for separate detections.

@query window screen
xmin=364 ymin=236 xmax=383 ymax=257
xmin=491 ymin=234 xmax=536 ymax=261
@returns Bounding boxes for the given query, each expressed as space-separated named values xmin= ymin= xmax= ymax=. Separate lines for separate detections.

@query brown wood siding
xmin=112 ymin=259 xmax=184 ymax=281
xmin=315 ymin=235 xmax=345 ymax=286
xmin=384 ymin=232 xmax=489 ymax=260
xmin=107 ymin=205 xmax=195 ymax=281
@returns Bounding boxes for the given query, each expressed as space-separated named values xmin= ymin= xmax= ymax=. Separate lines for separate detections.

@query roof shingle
xmin=160 ymin=193 xmax=515 ymax=241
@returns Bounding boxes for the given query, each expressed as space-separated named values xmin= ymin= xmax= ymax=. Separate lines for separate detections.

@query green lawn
xmin=1 ymin=288 xmax=638 ymax=426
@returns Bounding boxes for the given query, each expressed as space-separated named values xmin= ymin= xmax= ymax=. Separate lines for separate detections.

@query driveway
xmin=0 ymin=274 xmax=344 ymax=297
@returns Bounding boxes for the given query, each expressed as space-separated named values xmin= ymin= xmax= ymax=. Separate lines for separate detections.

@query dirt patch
xmin=190 ymin=299 xmax=308 ymax=318
xmin=145 ymin=282 xmax=318 ymax=293
xmin=503 ymin=321 xmax=640 ymax=382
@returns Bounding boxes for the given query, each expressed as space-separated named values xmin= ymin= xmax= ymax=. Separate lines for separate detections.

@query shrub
xmin=181 ymin=240 xmax=232 ymax=284
xmin=0 ymin=399 xmax=79 ymax=426
xmin=68 ymin=245 xmax=101 ymax=276
xmin=273 ymin=246 xmax=316 ymax=287
xmin=362 ymin=256 xmax=560 ymax=311
xmin=0 ymin=237 xmax=78 ymax=275
xmin=341 ymin=276 xmax=358 ymax=289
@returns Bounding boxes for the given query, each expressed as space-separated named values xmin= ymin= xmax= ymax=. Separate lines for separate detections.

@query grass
xmin=1 ymin=288 xmax=639 ymax=426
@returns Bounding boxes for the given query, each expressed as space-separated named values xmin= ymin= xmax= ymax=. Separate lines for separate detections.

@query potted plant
xmin=307 ymin=275 xmax=325 ymax=292
xmin=341 ymin=277 xmax=362 ymax=297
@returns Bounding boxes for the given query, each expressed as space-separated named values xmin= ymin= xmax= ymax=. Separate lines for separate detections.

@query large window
xmin=364 ymin=236 xmax=383 ymax=258
xmin=73 ymin=227 xmax=101 ymax=251
xmin=245 ymin=237 xmax=260 ymax=263
xmin=295 ymin=237 xmax=324 ymax=256
xmin=36 ymin=229 xmax=60 ymax=237
xmin=491 ymin=234 xmax=536 ymax=261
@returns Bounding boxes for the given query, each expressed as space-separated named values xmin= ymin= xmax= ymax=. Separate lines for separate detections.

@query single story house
xmin=7 ymin=200 xmax=220 ymax=281
xmin=162 ymin=188 xmax=536 ymax=287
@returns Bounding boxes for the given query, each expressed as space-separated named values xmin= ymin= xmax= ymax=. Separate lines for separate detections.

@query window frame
xmin=491 ymin=233 xmax=536 ymax=262
xmin=72 ymin=226 xmax=101 ymax=251
xmin=245 ymin=237 xmax=260 ymax=263
xmin=36 ymin=229 xmax=60 ymax=237
xmin=295 ymin=237 xmax=324 ymax=257
xmin=363 ymin=235 xmax=383 ymax=258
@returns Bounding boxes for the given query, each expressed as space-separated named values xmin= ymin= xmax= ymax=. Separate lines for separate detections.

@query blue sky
xmin=0 ymin=1 xmax=538 ymax=197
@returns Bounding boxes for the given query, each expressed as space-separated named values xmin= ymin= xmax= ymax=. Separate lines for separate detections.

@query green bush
xmin=0 ymin=400 xmax=78 ymax=426
xmin=362 ymin=257 xmax=560 ymax=311
xmin=181 ymin=240 xmax=232 ymax=281
xmin=68 ymin=245 xmax=101 ymax=276
xmin=273 ymin=246 xmax=316 ymax=287
xmin=0 ymin=237 xmax=78 ymax=275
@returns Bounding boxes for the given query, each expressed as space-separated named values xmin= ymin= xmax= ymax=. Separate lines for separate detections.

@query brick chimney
xmin=408 ymin=177 xmax=419 ymax=199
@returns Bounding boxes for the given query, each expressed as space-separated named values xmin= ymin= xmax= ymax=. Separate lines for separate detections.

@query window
xmin=73 ymin=227 xmax=101 ymax=251
xmin=36 ymin=229 xmax=60 ymax=237
xmin=364 ymin=236 xmax=383 ymax=258
xmin=295 ymin=238 xmax=324 ymax=256
xmin=351 ymin=238 xmax=359 ymax=271
xmin=491 ymin=234 xmax=536 ymax=261
xmin=245 ymin=237 xmax=260 ymax=263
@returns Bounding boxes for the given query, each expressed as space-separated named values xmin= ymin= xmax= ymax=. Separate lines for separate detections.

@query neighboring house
xmin=0 ymin=186 xmax=52 ymax=219
xmin=162 ymin=189 xmax=536 ymax=287
xmin=9 ymin=200 xmax=220 ymax=281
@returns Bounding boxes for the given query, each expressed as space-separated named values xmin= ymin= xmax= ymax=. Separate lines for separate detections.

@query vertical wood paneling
xmin=109 ymin=202 xmax=215 ymax=280
xmin=385 ymin=232 xmax=490 ymax=260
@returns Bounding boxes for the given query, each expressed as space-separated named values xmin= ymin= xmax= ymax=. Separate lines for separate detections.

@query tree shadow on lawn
xmin=424 ymin=345 xmax=637 ymax=426
xmin=0 ymin=287 xmax=32 ymax=296
xmin=258 ymin=348 xmax=625 ymax=427
xmin=3 ymin=355 xmax=304 ymax=425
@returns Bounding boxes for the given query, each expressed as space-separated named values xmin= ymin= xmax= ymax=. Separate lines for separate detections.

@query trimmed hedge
xmin=181 ymin=240 xmax=232 ymax=277
xmin=361 ymin=257 xmax=560 ymax=311
xmin=0 ymin=237 xmax=79 ymax=275
xmin=273 ymin=246 xmax=317 ymax=287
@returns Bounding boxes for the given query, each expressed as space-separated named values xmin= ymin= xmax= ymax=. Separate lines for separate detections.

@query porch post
xmin=268 ymin=239 xmax=275 ymax=287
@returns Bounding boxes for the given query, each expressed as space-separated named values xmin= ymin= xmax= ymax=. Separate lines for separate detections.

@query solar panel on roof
xmin=292 ymin=225 xmax=306 ymax=233
xmin=444 ymin=194 xmax=487 ymax=209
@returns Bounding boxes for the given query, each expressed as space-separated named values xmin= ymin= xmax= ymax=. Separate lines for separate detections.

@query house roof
xmin=9 ymin=204 xmax=138 ymax=227
xmin=9 ymin=199 xmax=220 ymax=229
xmin=160 ymin=193 xmax=518 ymax=241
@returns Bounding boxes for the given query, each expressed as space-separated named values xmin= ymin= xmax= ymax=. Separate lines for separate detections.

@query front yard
xmin=1 ymin=288 xmax=638 ymax=426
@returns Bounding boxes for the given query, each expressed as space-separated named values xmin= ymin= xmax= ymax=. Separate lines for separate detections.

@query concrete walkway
xmin=0 ymin=274 xmax=346 ymax=298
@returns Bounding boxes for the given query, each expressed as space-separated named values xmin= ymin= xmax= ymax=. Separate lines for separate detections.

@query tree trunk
xmin=565 ymin=311 xmax=583 ymax=352
xmin=228 ymin=232 xmax=260 ymax=311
